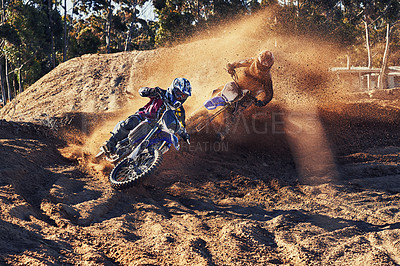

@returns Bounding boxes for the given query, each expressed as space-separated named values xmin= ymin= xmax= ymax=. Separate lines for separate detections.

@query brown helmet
xmin=257 ymin=50 xmax=274 ymax=68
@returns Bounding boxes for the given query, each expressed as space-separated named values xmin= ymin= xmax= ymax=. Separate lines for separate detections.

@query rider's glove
xmin=180 ymin=132 xmax=190 ymax=144
xmin=139 ymin=87 xmax=162 ymax=98
xmin=153 ymin=87 xmax=163 ymax=97
xmin=226 ymin=63 xmax=235 ymax=75
xmin=254 ymin=100 xmax=266 ymax=107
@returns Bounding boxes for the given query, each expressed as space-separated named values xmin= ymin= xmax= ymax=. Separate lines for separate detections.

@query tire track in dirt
xmin=1 ymin=10 xmax=400 ymax=263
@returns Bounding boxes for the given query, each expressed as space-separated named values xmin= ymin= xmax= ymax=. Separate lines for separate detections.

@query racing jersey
xmin=137 ymin=87 xmax=186 ymax=128
xmin=229 ymin=57 xmax=273 ymax=106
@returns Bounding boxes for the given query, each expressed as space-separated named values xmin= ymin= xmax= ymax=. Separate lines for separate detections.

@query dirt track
xmin=1 ymin=98 xmax=400 ymax=265
xmin=1 ymin=12 xmax=400 ymax=265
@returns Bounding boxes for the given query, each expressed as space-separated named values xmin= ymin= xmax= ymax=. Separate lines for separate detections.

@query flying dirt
xmin=1 ymin=9 xmax=400 ymax=265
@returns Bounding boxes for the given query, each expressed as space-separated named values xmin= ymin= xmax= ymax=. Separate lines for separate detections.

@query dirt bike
xmin=193 ymin=69 xmax=256 ymax=132
xmin=96 ymin=93 xmax=184 ymax=190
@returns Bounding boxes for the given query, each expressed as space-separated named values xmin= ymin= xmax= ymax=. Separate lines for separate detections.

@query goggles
xmin=174 ymin=89 xmax=189 ymax=101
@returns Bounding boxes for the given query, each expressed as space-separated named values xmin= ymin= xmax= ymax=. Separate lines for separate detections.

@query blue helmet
xmin=167 ymin=78 xmax=192 ymax=106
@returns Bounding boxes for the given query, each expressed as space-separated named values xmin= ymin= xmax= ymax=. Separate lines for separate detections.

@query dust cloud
xmin=83 ymin=8 xmax=343 ymax=183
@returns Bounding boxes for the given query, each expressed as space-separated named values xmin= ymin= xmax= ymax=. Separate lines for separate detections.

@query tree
xmin=60 ymin=0 xmax=73 ymax=62
xmin=0 ymin=0 xmax=12 ymax=105
xmin=154 ymin=0 xmax=252 ymax=46
xmin=213 ymin=0 xmax=248 ymax=19
xmin=74 ymin=0 xmax=114 ymax=53
xmin=340 ymin=0 xmax=399 ymax=63
xmin=119 ymin=0 xmax=152 ymax=51
xmin=0 ymin=0 xmax=63 ymax=104
xmin=69 ymin=23 xmax=102 ymax=56
xmin=154 ymin=0 xmax=195 ymax=46
xmin=74 ymin=0 xmax=152 ymax=52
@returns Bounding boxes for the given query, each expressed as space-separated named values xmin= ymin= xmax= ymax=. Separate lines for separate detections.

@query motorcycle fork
xmin=158 ymin=141 xmax=170 ymax=154
xmin=128 ymin=126 xmax=159 ymax=161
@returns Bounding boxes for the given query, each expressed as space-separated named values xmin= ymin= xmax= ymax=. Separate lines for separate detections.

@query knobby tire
xmin=109 ymin=149 xmax=163 ymax=190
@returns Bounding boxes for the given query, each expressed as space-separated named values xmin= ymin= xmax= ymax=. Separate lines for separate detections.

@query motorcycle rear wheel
xmin=109 ymin=148 xmax=163 ymax=190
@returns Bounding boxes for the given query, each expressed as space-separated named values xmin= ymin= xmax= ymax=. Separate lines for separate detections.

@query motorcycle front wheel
xmin=109 ymin=148 xmax=163 ymax=190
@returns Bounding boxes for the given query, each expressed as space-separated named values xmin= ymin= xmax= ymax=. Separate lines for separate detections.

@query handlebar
xmin=224 ymin=67 xmax=238 ymax=81
xmin=224 ymin=67 xmax=258 ymax=105
xmin=157 ymin=89 xmax=182 ymax=110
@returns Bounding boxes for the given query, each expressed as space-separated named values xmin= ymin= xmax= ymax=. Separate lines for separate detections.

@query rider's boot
xmin=101 ymin=136 xmax=117 ymax=154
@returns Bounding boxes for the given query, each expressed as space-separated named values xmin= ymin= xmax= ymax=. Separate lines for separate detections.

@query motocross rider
xmin=102 ymin=78 xmax=192 ymax=153
xmin=214 ymin=50 xmax=274 ymax=141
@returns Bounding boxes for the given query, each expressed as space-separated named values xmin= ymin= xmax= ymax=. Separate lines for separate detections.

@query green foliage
xmin=3 ymin=0 xmax=62 ymax=84
xmin=341 ymin=0 xmax=400 ymax=67
xmin=154 ymin=0 xmax=254 ymax=46
xmin=259 ymin=0 xmax=399 ymax=68
xmin=1 ymin=0 xmax=400 ymax=105
xmin=69 ymin=27 xmax=102 ymax=56
xmin=213 ymin=0 xmax=248 ymax=19
xmin=0 ymin=0 xmax=65 ymax=104
xmin=72 ymin=0 xmax=154 ymax=52
xmin=0 ymin=24 xmax=21 ymax=46
xmin=154 ymin=0 xmax=195 ymax=46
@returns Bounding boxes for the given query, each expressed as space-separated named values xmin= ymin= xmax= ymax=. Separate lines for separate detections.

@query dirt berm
xmin=1 ymin=14 xmax=400 ymax=265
